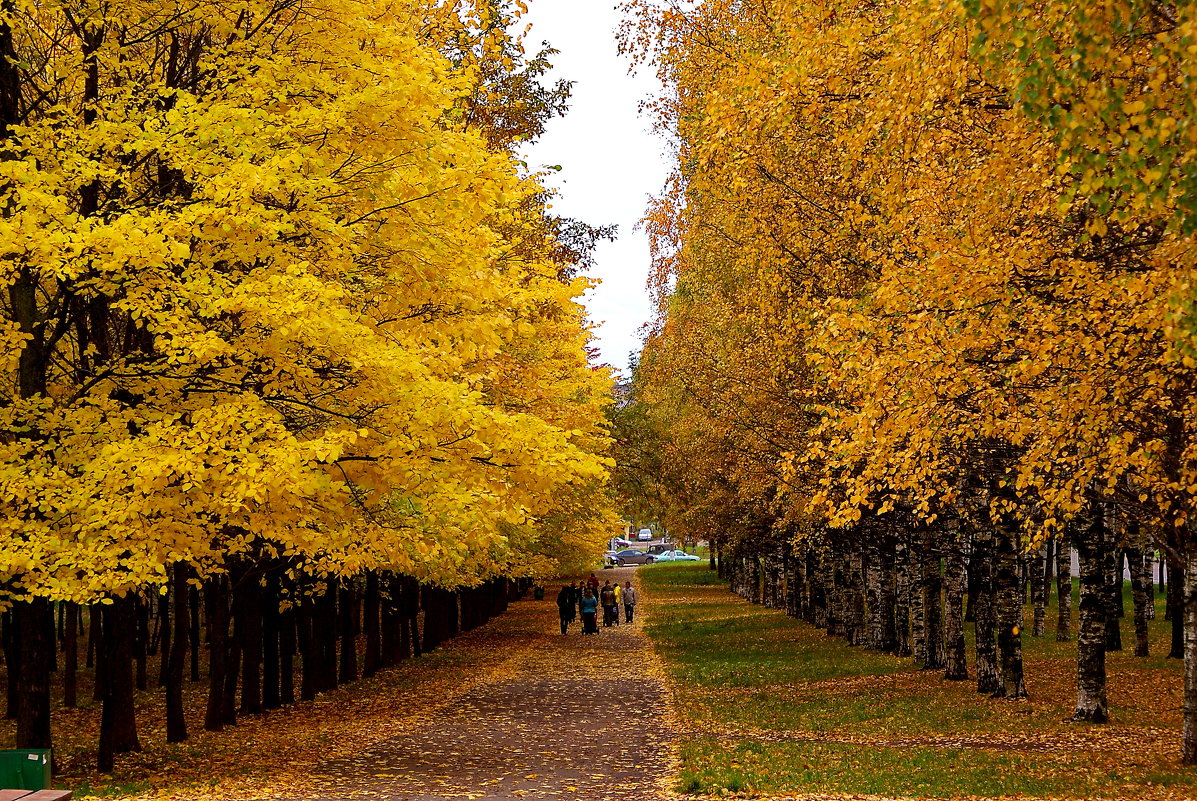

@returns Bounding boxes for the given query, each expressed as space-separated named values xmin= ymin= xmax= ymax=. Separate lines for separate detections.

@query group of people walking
xmin=556 ymin=575 xmax=637 ymax=634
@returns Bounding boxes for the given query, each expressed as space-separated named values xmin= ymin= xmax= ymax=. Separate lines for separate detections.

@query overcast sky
xmin=518 ymin=1 xmax=672 ymax=376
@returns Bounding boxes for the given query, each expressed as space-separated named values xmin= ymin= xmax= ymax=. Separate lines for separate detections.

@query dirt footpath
xmin=307 ymin=567 xmax=675 ymax=801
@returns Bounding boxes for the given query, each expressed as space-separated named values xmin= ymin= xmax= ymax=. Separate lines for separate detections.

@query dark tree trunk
xmin=189 ymin=584 xmax=201 ymax=682
xmin=262 ymin=568 xmax=281 ymax=710
xmin=921 ymin=533 xmax=944 ymax=670
xmin=363 ymin=572 xmax=381 ymax=677
xmin=894 ymin=534 xmax=911 ymax=657
xmin=3 ymin=612 xmax=17 ymax=720
xmin=423 ymin=585 xmax=442 ymax=653
xmin=910 ymin=534 xmax=927 ymax=663
xmin=90 ymin=604 xmax=103 ymax=701
xmin=1172 ymin=558 xmax=1187 ymax=659
xmin=97 ymin=595 xmax=142 ymax=772
xmin=972 ymin=522 xmax=1000 ymax=695
xmin=1103 ymin=517 xmax=1123 ymax=652
xmin=339 ymin=581 xmax=358 ymax=684
xmin=279 ymin=574 xmax=296 ymax=706
xmin=235 ymin=569 xmax=263 ymax=715
xmin=1073 ymin=508 xmax=1109 ymax=723
xmin=203 ymin=576 xmax=231 ymax=731
xmin=300 ymin=589 xmax=317 ymax=702
xmin=166 ymin=564 xmax=189 ymax=742
xmin=1127 ymin=540 xmax=1151 ymax=658
xmin=843 ymin=544 xmax=865 ymax=646
xmin=14 ymin=600 xmax=53 ymax=752
xmin=381 ymin=573 xmax=402 ymax=667
xmin=134 ymin=595 xmax=148 ymax=691
xmin=63 ymin=602 xmax=78 ymax=709
xmin=157 ymin=590 xmax=170 ymax=688
xmin=993 ymin=506 xmax=1027 ymax=699
xmin=1057 ymin=527 xmax=1073 ymax=641
xmin=1031 ymin=542 xmax=1048 ymax=637
xmin=318 ymin=580 xmax=339 ymax=691
xmin=944 ymin=533 xmax=969 ymax=680
xmin=865 ymin=542 xmax=886 ymax=650
xmin=1183 ymin=541 xmax=1197 ymax=764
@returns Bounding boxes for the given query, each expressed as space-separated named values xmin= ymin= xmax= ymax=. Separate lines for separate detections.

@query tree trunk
xmin=865 ymin=543 xmax=885 ymax=650
xmin=166 ymin=564 xmax=189 ymax=742
xmin=364 ymin=571 xmax=381 ymax=677
xmin=203 ymin=576 xmax=231 ymax=731
xmin=90 ymin=604 xmax=103 ymax=702
xmin=262 ymin=568 xmax=281 ymax=710
xmin=3 ymin=612 xmax=16 ymax=720
xmin=843 ymin=544 xmax=865 ymax=646
xmin=14 ymin=599 xmax=52 ymax=752
xmin=944 ymin=535 xmax=969 ymax=681
xmin=133 ymin=595 xmax=148 ymax=691
xmin=972 ymin=522 xmax=1000 ymax=695
xmin=156 ymin=590 xmax=170 ymax=688
xmin=910 ymin=534 xmax=927 ymax=663
xmin=1127 ymin=541 xmax=1150 ymax=658
xmin=339 ymin=581 xmax=358 ymax=684
xmin=279 ymin=575 xmax=297 ymax=706
xmin=894 ymin=534 xmax=911 ymax=657
xmin=1031 ymin=542 xmax=1048 ymax=637
xmin=189 ymin=584 xmax=201 ymax=682
xmin=993 ymin=509 xmax=1027 ymax=699
xmin=1103 ymin=521 xmax=1123 ymax=652
xmin=1173 ymin=558 xmax=1187 ymax=659
xmin=1073 ymin=508 xmax=1109 ymax=723
xmin=1056 ymin=527 xmax=1073 ymax=641
xmin=235 ymin=570 xmax=263 ymax=715
xmin=97 ymin=595 xmax=141 ymax=772
xmin=921 ymin=533 xmax=945 ymax=670
xmin=1181 ymin=541 xmax=1197 ymax=763
xmin=319 ymin=580 xmax=339 ymax=691
xmin=63 ymin=602 xmax=78 ymax=709
xmin=300 ymin=589 xmax=317 ymax=701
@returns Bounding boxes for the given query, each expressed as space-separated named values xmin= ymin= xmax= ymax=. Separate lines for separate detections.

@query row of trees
xmin=613 ymin=0 xmax=1197 ymax=761
xmin=1 ymin=0 xmax=615 ymax=770
xmin=5 ymin=571 xmax=522 ymax=771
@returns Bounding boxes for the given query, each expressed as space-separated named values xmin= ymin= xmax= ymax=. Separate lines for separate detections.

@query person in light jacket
xmin=623 ymin=581 xmax=638 ymax=623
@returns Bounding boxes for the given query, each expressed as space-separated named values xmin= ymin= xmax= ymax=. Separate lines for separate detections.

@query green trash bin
xmin=0 ymin=749 xmax=51 ymax=790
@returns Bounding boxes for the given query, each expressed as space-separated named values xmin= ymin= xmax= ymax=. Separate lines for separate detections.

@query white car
xmin=637 ymin=528 xmax=653 ymax=541
xmin=653 ymin=549 xmax=701 ymax=562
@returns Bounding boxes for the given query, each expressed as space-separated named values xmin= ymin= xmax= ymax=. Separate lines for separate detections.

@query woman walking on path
xmin=613 ymin=583 xmax=622 ymax=626
xmin=580 ymin=589 xmax=599 ymax=634
xmin=557 ymin=585 xmax=575 ymax=635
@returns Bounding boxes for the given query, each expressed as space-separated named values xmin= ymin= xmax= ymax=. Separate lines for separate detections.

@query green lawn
xmin=641 ymin=561 xmax=1193 ymax=799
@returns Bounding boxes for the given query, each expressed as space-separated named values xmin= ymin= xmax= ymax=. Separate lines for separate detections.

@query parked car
xmin=613 ymin=549 xmax=656 ymax=566
xmin=637 ymin=528 xmax=653 ymax=541
xmin=602 ymin=550 xmax=621 ymax=568
xmin=654 ymin=549 xmax=700 ymax=562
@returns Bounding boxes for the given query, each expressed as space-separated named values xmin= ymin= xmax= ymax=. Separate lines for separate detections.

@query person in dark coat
xmin=557 ymin=585 xmax=574 ymax=635
xmin=599 ymin=581 xmax=617 ymax=627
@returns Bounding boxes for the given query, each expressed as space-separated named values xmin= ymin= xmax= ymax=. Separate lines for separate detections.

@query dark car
xmin=613 ymin=549 xmax=656 ymax=566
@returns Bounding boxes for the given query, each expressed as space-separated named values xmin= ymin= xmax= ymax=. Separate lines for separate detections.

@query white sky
xmin=518 ymin=1 xmax=672 ymax=376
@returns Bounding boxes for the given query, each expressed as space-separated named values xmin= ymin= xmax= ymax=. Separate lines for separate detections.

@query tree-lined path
xmin=300 ymin=568 xmax=674 ymax=801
